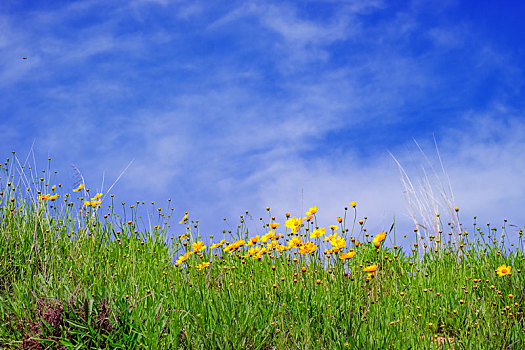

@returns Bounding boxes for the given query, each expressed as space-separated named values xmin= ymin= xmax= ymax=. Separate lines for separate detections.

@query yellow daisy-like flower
xmin=349 ymin=201 xmax=357 ymax=208
xmin=48 ymin=194 xmax=59 ymax=200
xmin=372 ymin=232 xmax=387 ymax=247
xmin=210 ymin=240 xmax=224 ymax=249
xmin=269 ymin=222 xmax=280 ymax=229
xmin=175 ymin=251 xmax=192 ymax=266
xmin=306 ymin=206 xmax=318 ymax=215
xmin=496 ymin=264 xmax=511 ymax=277
xmin=178 ymin=212 xmax=188 ymax=224
xmin=254 ymin=247 xmax=268 ymax=259
xmin=37 ymin=194 xmax=49 ymax=200
xmin=84 ymin=200 xmax=101 ymax=206
xmin=288 ymin=236 xmax=303 ymax=248
xmin=339 ymin=251 xmax=356 ymax=260
xmin=298 ymin=241 xmax=317 ymax=254
xmin=243 ymin=247 xmax=260 ymax=258
xmin=329 ymin=225 xmax=339 ymax=231
xmin=285 ymin=216 xmax=303 ymax=233
xmin=330 ymin=236 xmax=346 ymax=251
xmin=224 ymin=239 xmax=245 ymax=252
xmin=267 ymin=240 xmax=279 ymax=250
xmin=91 ymin=192 xmax=103 ymax=200
xmin=260 ymin=230 xmax=276 ymax=243
xmin=323 ymin=233 xmax=337 ymax=242
xmin=363 ymin=264 xmax=378 ymax=273
xmin=310 ymin=227 xmax=326 ymax=238
xmin=196 ymin=262 xmax=211 ymax=270
xmin=192 ymin=241 xmax=206 ymax=252
xmin=72 ymin=183 xmax=84 ymax=192
xmin=276 ymin=244 xmax=289 ymax=252
xmin=372 ymin=232 xmax=387 ymax=244
xmin=250 ymin=235 xmax=260 ymax=244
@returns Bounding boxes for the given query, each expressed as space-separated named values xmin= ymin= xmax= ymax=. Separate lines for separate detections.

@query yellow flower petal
xmin=72 ymin=183 xmax=84 ymax=192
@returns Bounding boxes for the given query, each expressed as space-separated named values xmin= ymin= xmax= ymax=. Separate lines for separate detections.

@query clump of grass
xmin=390 ymin=139 xmax=462 ymax=256
xmin=0 ymin=152 xmax=524 ymax=349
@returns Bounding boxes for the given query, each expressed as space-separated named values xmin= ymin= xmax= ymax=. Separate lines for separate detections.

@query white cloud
xmin=1 ymin=0 xmax=524 ymax=249
xmin=209 ymin=1 xmax=381 ymax=68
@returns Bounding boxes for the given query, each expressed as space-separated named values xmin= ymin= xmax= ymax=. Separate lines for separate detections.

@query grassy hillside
xmin=0 ymin=155 xmax=524 ymax=349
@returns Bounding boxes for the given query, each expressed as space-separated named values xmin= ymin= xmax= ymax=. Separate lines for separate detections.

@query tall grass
xmin=0 ymin=153 xmax=524 ymax=349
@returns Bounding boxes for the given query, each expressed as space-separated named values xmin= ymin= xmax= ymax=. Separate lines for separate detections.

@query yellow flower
xmin=288 ymin=236 xmax=303 ymax=248
xmin=179 ymin=212 xmax=188 ymax=224
xmin=48 ymin=194 xmax=59 ymax=200
xmin=299 ymin=241 xmax=317 ymax=254
xmin=330 ymin=236 xmax=346 ymax=251
xmin=276 ymin=244 xmax=289 ymax=252
xmin=496 ymin=264 xmax=512 ymax=277
xmin=254 ymin=247 xmax=268 ymax=259
xmin=37 ymin=194 xmax=49 ymax=200
xmin=285 ymin=216 xmax=303 ymax=233
xmin=261 ymin=230 xmax=276 ymax=243
xmin=310 ymin=227 xmax=326 ymax=238
xmin=267 ymin=240 xmax=279 ymax=250
xmin=339 ymin=251 xmax=356 ymax=260
xmin=243 ymin=246 xmax=260 ymax=258
xmin=91 ymin=193 xmax=103 ymax=200
xmin=250 ymin=235 xmax=260 ymax=244
xmin=72 ymin=183 xmax=84 ymax=192
xmin=224 ymin=239 xmax=245 ymax=252
xmin=210 ymin=240 xmax=225 ymax=249
xmin=51 ymin=185 xmax=56 ymax=191
xmin=306 ymin=206 xmax=318 ymax=215
xmin=329 ymin=225 xmax=339 ymax=231
xmin=175 ymin=251 xmax=192 ymax=266
xmin=323 ymin=233 xmax=337 ymax=242
xmin=372 ymin=232 xmax=386 ymax=244
xmin=84 ymin=200 xmax=101 ymax=206
xmin=192 ymin=241 xmax=206 ymax=252
xmin=363 ymin=264 xmax=378 ymax=273
xmin=269 ymin=222 xmax=280 ymax=229
xmin=349 ymin=201 xmax=357 ymax=208
xmin=196 ymin=262 xmax=211 ymax=270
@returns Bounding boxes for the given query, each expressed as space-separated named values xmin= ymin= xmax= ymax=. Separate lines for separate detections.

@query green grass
xmin=0 ymin=155 xmax=524 ymax=349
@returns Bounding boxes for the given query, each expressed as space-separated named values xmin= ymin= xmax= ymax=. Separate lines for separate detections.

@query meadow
xmin=0 ymin=154 xmax=524 ymax=349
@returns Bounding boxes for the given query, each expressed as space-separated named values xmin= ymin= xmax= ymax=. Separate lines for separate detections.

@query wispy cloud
xmin=1 ymin=0 xmax=524 ymax=245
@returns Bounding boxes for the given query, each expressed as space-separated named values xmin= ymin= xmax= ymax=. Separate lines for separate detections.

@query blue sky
xmin=2 ymin=0 xmax=525 ymax=245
